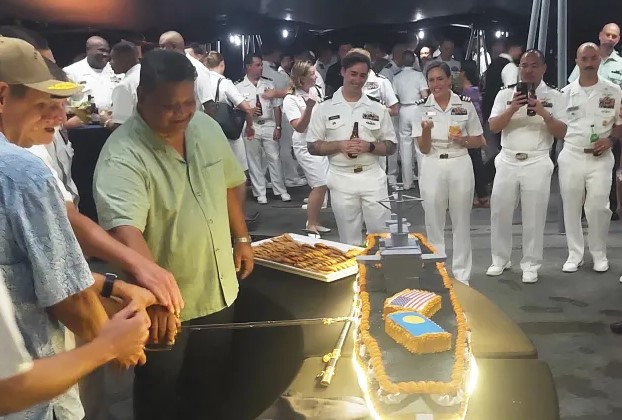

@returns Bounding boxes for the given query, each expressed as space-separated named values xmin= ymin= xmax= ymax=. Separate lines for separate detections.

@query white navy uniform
xmin=559 ymin=78 xmax=622 ymax=267
xmin=110 ymin=63 xmax=140 ymax=124
xmin=489 ymin=81 xmax=565 ymax=276
xmin=378 ymin=60 xmax=401 ymax=84
xmin=263 ymin=61 xmax=304 ymax=186
xmin=236 ymin=75 xmax=288 ymax=199
xmin=363 ymin=70 xmax=399 ymax=179
xmin=282 ymin=87 xmax=329 ymax=188
xmin=412 ymin=93 xmax=484 ymax=283
xmin=185 ymin=53 xmax=215 ymax=111
xmin=392 ymin=67 xmax=429 ymax=189
xmin=307 ymin=88 xmax=397 ymax=245
xmin=209 ymin=69 xmax=249 ymax=170
xmin=63 ymin=59 xmax=122 ymax=109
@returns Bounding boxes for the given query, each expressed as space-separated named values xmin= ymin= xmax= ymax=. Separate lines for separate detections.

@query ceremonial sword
xmin=144 ymin=316 xmax=355 ymax=351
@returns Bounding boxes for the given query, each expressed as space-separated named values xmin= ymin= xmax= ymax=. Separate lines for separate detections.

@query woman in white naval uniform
xmin=308 ymin=52 xmax=397 ymax=246
xmin=282 ymin=61 xmax=331 ymax=235
xmin=413 ymin=62 xmax=485 ymax=283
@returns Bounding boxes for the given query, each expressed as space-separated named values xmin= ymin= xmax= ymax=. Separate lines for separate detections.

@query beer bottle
xmin=88 ymin=95 xmax=100 ymax=125
xmin=348 ymin=122 xmax=359 ymax=158
xmin=590 ymin=124 xmax=601 ymax=156
xmin=256 ymin=94 xmax=263 ymax=117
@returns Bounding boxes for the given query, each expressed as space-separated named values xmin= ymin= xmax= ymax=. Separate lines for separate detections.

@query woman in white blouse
xmin=282 ymin=61 xmax=331 ymax=235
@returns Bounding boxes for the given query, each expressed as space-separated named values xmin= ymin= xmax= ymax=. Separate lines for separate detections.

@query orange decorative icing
xmin=355 ymin=233 xmax=469 ymax=396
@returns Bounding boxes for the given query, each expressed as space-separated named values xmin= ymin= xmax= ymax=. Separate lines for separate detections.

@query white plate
xmin=252 ymin=233 xmax=365 ymax=282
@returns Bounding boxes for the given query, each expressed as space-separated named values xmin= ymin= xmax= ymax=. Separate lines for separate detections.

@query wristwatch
xmin=368 ymin=142 xmax=376 ymax=153
xmin=233 ymin=235 xmax=252 ymax=244
xmin=101 ymin=273 xmax=117 ymax=298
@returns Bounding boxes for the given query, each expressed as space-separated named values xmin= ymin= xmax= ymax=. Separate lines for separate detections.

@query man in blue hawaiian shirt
xmin=0 ymin=37 xmax=147 ymax=420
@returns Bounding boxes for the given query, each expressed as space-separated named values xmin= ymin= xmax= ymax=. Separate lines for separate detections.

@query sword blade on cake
xmin=384 ymin=289 xmax=441 ymax=319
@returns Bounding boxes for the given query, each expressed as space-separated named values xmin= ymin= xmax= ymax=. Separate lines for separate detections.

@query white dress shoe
xmin=486 ymin=262 xmax=511 ymax=276
xmin=257 ymin=196 xmax=268 ymax=205
xmin=281 ymin=193 xmax=292 ymax=202
xmin=562 ymin=260 xmax=584 ymax=273
xmin=593 ymin=260 xmax=610 ymax=273
xmin=522 ymin=271 xmax=538 ymax=284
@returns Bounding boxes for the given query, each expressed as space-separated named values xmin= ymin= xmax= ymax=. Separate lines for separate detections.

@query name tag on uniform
xmin=541 ymin=99 xmax=553 ymax=108
xmin=328 ymin=115 xmax=341 ymax=121
xmin=425 ymin=111 xmax=436 ymax=118
xmin=567 ymin=106 xmax=579 ymax=112
xmin=599 ymin=95 xmax=615 ymax=109
xmin=362 ymin=112 xmax=379 ymax=122
xmin=451 ymin=107 xmax=467 ymax=116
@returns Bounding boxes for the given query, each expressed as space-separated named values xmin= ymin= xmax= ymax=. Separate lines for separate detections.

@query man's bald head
xmin=85 ymin=36 xmax=110 ymax=69
xmin=576 ymin=42 xmax=601 ymax=74
xmin=159 ymin=31 xmax=186 ymax=54
xmin=599 ymin=23 xmax=620 ymax=50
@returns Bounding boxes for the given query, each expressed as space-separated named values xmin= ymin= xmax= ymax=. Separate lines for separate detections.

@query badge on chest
xmin=599 ymin=95 xmax=615 ymax=109
xmin=450 ymin=106 xmax=467 ymax=116
xmin=362 ymin=111 xmax=380 ymax=122
xmin=365 ymin=82 xmax=379 ymax=90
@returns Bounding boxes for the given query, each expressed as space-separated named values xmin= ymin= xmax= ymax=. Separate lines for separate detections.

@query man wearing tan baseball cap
xmin=0 ymin=36 xmax=82 ymax=97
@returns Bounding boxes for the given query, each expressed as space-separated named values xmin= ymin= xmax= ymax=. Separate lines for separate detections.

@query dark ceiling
xmin=3 ymin=0 xmax=532 ymax=31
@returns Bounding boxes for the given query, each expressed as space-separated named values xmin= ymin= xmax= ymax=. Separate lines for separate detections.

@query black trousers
xmin=133 ymin=305 xmax=235 ymax=420
xmin=610 ymin=141 xmax=620 ymax=213
xmin=468 ymin=147 xmax=489 ymax=199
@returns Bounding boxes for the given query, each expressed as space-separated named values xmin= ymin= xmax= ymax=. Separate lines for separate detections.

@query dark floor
xmin=247 ymin=177 xmax=622 ymax=420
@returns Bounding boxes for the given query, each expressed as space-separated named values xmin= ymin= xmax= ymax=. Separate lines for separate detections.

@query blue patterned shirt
xmin=0 ymin=134 xmax=93 ymax=420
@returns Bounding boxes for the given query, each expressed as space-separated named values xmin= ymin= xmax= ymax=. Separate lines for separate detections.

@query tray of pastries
xmin=252 ymin=233 xmax=365 ymax=282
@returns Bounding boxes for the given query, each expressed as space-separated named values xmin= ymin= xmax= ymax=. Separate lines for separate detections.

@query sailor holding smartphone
xmin=487 ymin=49 xmax=567 ymax=284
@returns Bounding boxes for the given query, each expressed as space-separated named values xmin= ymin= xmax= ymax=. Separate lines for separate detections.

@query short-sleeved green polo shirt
xmin=94 ymin=112 xmax=246 ymax=321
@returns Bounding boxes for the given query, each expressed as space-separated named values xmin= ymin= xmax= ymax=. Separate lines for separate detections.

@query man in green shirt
xmin=93 ymin=50 xmax=253 ymax=420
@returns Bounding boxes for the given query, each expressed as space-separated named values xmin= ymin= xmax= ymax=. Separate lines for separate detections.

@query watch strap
xmin=101 ymin=273 xmax=117 ymax=298
xmin=233 ymin=235 xmax=252 ymax=244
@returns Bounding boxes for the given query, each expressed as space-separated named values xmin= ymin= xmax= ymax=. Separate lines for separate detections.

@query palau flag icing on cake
xmin=385 ymin=311 xmax=452 ymax=354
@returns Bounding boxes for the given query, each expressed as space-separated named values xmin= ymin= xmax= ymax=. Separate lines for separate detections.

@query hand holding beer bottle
xmin=347 ymin=122 xmax=360 ymax=158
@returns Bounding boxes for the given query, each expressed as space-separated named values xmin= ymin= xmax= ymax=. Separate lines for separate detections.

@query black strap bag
xmin=211 ymin=78 xmax=247 ymax=140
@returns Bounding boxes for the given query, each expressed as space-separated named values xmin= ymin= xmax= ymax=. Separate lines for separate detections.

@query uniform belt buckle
xmin=353 ymin=165 xmax=363 ymax=173
xmin=256 ymin=120 xmax=265 ymax=125
xmin=583 ymin=148 xmax=594 ymax=154
xmin=439 ymin=153 xmax=449 ymax=159
xmin=515 ymin=153 xmax=528 ymax=161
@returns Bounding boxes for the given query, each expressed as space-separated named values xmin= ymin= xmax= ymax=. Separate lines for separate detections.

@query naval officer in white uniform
xmin=486 ymin=50 xmax=567 ymax=284
xmin=559 ymin=43 xmax=622 ymax=274
xmin=307 ymin=52 xmax=397 ymax=245
xmin=393 ymin=50 xmax=429 ymax=190
xmin=413 ymin=61 xmax=485 ymax=284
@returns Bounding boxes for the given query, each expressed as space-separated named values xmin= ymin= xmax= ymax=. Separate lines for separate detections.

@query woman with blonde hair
xmin=282 ymin=61 xmax=331 ymax=235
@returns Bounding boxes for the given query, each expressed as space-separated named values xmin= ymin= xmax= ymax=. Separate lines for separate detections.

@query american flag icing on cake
xmin=383 ymin=289 xmax=442 ymax=319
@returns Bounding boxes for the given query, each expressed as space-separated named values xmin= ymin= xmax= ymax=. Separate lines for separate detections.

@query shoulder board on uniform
xmin=366 ymin=95 xmax=381 ymax=103
xmin=377 ymin=74 xmax=387 ymax=80
xmin=234 ymin=79 xmax=243 ymax=85
xmin=459 ymin=95 xmax=472 ymax=102
xmin=545 ymin=83 xmax=563 ymax=92
xmin=260 ymin=76 xmax=273 ymax=81
xmin=384 ymin=62 xmax=393 ymax=69
xmin=500 ymin=83 xmax=517 ymax=90
xmin=415 ymin=98 xmax=427 ymax=106
xmin=323 ymin=94 xmax=334 ymax=101
xmin=394 ymin=69 xmax=402 ymax=76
